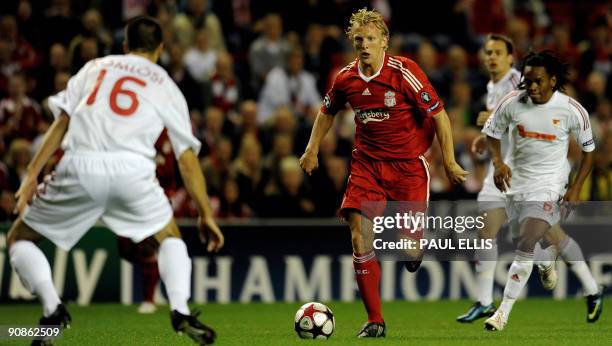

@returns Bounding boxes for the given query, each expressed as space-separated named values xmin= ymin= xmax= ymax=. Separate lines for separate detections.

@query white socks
xmin=158 ymin=238 xmax=191 ymax=315
xmin=9 ymin=240 xmax=61 ymax=317
xmin=499 ymin=251 xmax=534 ymax=317
xmin=559 ymin=237 xmax=599 ymax=295
xmin=475 ymin=240 xmax=497 ymax=306
xmin=534 ymin=242 xmax=557 ymax=268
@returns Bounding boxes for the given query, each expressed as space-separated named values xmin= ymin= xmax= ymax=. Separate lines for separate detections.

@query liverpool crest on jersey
xmin=384 ymin=91 xmax=396 ymax=107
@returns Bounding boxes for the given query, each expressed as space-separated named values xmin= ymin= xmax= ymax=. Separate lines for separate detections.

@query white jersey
xmin=482 ymin=68 xmax=521 ymax=187
xmin=49 ymin=54 xmax=201 ymax=169
xmin=483 ymin=90 xmax=595 ymax=195
xmin=486 ymin=68 xmax=521 ymax=111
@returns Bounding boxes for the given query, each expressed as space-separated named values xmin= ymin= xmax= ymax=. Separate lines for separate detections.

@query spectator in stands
xmin=0 ymin=188 xmax=15 ymax=222
xmin=578 ymin=16 xmax=611 ymax=82
xmin=232 ymin=135 xmax=267 ymax=213
xmin=437 ymin=45 xmax=467 ymax=98
xmin=163 ymin=42 xmax=204 ymax=111
xmin=506 ymin=17 xmax=531 ymax=58
xmin=448 ymin=80 xmax=480 ymax=126
xmin=415 ymin=41 xmax=442 ymax=79
xmin=230 ymin=100 xmax=261 ymax=152
xmin=70 ymin=36 xmax=99 ymax=73
xmin=258 ymin=47 xmax=321 ymax=121
xmin=0 ymin=73 xmax=43 ymax=147
xmin=440 ymin=45 xmax=487 ymax=100
xmin=248 ymin=13 xmax=290 ymax=94
xmin=211 ymin=51 xmax=240 ymax=114
xmin=0 ymin=15 xmax=39 ymax=72
xmin=53 ymin=71 xmax=69 ymax=93
xmin=582 ymin=71 xmax=607 ymax=112
xmin=0 ymin=0 xmax=609 ymax=216
xmin=261 ymin=106 xmax=298 ymax=153
xmin=468 ymin=0 xmax=508 ymax=38
xmin=41 ymin=0 xmax=82 ymax=50
xmin=322 ymin=156 xmax=349 ymax=215
xmin=303 ymin=24 xmax=325 ymax=83
xmin=214 ymin=179 xmax=251 ymax=219
xmin=309 ymin=132 xmax=347 ymax=216
xmin=0 ymin=40 xmax=18 ymax=97
xmin=263 ymin=156 xmax=314 ymax=217
xmin=591 ymin=99 xmax=611 ymax=144
xmin=68 ymin=8 xmax=112 ymax=60
xmin=263 ymin=133 xmax=294 ymax=190
xmin=34 ymin=43 xmax=69 ymax=100
xmin=15 ymin=0 xmax=37 ymax=48
xmin=183 ymin=27 xmax=218 ymax=84
xmin=39 ymin=69 xmax=69 ymax=141
xmin=5 ymin=138 xmax=31 ymax=192
xmin=199 ymin=106 xmax=226 ymax=158
xmin=201 ymin=136 xmax=233 ymax=196
xmin=545 ymin=23 xmax=580 ymax=67
xmin=173 ymin=0 xmax=226 ymax=51
xmin=269 ymin=106 xmax=297 ymax=135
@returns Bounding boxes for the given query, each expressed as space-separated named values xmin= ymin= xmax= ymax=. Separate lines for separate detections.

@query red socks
xmin=141 ymin=260 xmax=159 ymax=303
xmin=353 ymin=251 xmax=383 ymax=323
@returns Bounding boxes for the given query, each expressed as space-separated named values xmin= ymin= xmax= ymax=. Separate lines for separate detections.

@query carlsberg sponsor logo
xmin=356 ymin=108 xmax=390 ymax=124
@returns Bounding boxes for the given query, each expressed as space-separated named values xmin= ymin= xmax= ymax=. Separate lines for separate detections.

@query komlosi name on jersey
xmin=355 ymin=108 xmax=390 ymax=124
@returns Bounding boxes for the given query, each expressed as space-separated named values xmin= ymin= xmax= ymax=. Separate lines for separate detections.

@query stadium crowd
xmin=0 ymin=0 xmax=610 ymax=220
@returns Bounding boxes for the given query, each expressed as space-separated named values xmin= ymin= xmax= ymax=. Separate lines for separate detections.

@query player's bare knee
xmin=350 ymin=231 xmax=364 ymax=252
xmin=7 ymin=218 xmax=41 ymax=248
xmin=516 ymin=236 xmax=538 ymax=253
xmin=544 ymin=224 xmax=567 ymax=246
xmin=349 ymin=224 xmax=372 ymax=253
xmin=153 ymin=219 xmax=182 ymax=247
xmin=479 ymin=208 xmax=506 ymax=239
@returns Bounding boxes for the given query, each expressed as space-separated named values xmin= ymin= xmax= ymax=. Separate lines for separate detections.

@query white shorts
xmin=23 ymin=151 xmax=173 ymax=250
xmin=477 ymin=180 xmax=507 ymax=213
xmin=505 ymin=190 xmax=562 ymax=227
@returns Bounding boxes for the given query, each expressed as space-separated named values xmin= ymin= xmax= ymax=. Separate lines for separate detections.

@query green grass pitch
xmin=1 ymin=299 xmax=610 ymax=345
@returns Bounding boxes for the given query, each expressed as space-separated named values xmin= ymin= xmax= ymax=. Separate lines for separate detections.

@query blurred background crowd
xmin=0 ymin=0 xmax=610 ymax=221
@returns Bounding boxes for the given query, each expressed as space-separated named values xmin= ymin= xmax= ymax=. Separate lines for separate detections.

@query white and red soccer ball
xmin=294 ymin=302 xmax=335 ymax=339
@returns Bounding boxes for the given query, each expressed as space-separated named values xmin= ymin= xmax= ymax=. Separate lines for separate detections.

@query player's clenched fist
xmin=444 ymin=161 xmax=469 ymax=184
xmin=493 ymin=163 xmax=512 ymax=192
xmin=299 ymin=151 xmax=319 ymax=175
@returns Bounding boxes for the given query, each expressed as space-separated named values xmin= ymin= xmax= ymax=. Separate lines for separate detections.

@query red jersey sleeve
xmin=320 ymin=69 xmax=348 ymax=115
xmin=390 ymin=56 xmax=444 ymax=118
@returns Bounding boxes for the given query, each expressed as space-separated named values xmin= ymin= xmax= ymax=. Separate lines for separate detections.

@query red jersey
xmin=321 ymin=54 xmax=443 ymax=160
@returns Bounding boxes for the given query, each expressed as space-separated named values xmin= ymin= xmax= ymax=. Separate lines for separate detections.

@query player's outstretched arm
xmin=14 ymin=112 xmax=70 ymax=214
xmin=300 ymin=111 xmax=334 ymax=175
xmin=432 ymin=109 xmax=468 ymax=184
xmin=563 ymin=150 xmax=594 ymax=203
xmin=486 ymin=135 xmax=511 ymax=192
xmin=178 ymin=149 xmax=224 ymax=252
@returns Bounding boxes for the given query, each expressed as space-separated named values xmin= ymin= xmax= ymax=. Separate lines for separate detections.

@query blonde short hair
xmin=346 ymin=8 xmax=389 ymax=48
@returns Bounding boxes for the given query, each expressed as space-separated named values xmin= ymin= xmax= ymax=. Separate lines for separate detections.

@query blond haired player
xmin=300 ymin=8 xmax=467 ymax=337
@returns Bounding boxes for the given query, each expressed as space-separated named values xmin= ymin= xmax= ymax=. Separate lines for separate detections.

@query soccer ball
xmin=294 ymin=302 xmax=335 ymax=339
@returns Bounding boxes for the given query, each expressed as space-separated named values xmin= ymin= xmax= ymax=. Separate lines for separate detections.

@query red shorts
xmin=340 ymin=155 xmax=430 ymax=238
